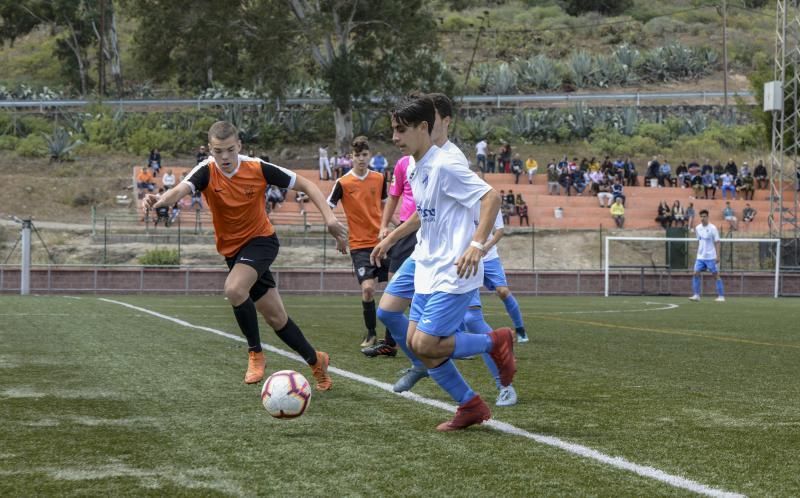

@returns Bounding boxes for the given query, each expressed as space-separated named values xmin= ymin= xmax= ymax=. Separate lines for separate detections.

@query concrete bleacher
xmin=134 ymin=166 xmax=786 ymax=233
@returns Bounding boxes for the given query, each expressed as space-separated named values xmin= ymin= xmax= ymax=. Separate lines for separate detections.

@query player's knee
xmin=495 ymin=287 xmax=511 ymax=300
xmin=223 ymin=283 xmax=249 ymax=306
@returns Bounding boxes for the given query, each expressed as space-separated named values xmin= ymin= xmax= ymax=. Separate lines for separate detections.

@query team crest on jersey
xmin=244 ymin=185 xmax=255 ymax=199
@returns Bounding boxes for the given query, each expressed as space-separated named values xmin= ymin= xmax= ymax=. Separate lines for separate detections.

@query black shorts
xmin=388 ymin=228 xmax=418 ymax=273
xmin=351 ymin=248 xmax=389 ymax=284
xmin=225 ymin=235 xmax=279 ymax=302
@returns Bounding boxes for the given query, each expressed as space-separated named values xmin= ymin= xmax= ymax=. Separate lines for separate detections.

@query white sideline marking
xmin=544 ymin=301 xmax=679 ymax=315
xmin=99 ymin=297 xmax=743 ymax=498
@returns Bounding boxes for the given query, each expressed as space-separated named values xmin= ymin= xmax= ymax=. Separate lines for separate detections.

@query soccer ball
xmin=260 ymin=370 xmax=311 ymax=419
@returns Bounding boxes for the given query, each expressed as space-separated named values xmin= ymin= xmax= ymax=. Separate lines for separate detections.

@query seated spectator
xmin=611 ymin=179 xmax=625 ymax=206
xmin=742 ymin=203 xmax=757 ymax=228
xmin=671 ymin=200 xmax=686 ymax=228
xmin=588 ymin=169 xmax=604 ymax=195
xmin=162 ymin=169 xmax=176 ymax=190
xmin=690 ymin=173 xmax=704 ymax=199
xmin=725 ymin=158 xmax=738 ymax=179
xmin=676 ymin=161 xmax=689 ymax=188
xmin=558 ymin=167 xmax=573 ymax=196
xmin=645 ymin=157 xmax=660 ymax=187
xmin=685 ymin=202 xmax=696 ymax=229
xmin=136 ymin=167 xmax=155 ymax=195
xmin=571 ymin=170 xmax=587 ymax=195
xmin=738 ymin=173 xmax=755 ymax=200
xmin=658 ymin=160 xmax=673 ymax=187
xmin=525 ymin=155 xmax=538 ymax=184
xmin=148 ymin=148 xmax=162 ymax=177
xmin=655 ymin=201 xmax=672 ymax=229
xmin=720 ymin=172 xmax=737 ymax=200
xmin=514 ymin=193 xmax=524 ymax=214
xmin=740 ymin=162 xmax=751 ymax=179
xmin=753 ymin=160 xmax=768 ymax=189
xmin=722 ymin=201 xmax=738 ymax=231
xmin=153 ymin=188 xmax=170 ymax=227
xmin=701 ymin=161 xmax=713 ymax=176
xmin=501 ymin=201 xmax=512 ymax=225
xmin=702 ymin=171 xmax=717 ymax=199
xmin=597 ymin=179 xmax=613 ymax=207
xmin=612 ymin=157 xmax=625 ymax=183
xmin=610 ymin=197 xmax=625 ymax=228
xmin=518 ymin=200 xmax=529 ymax=226
xmin=196 ymin=145 xmax=209 ymax=164
xmin=547 ymin=163 xmax=560 ymax=195
xmin=625 ymin=159 xmax=638 ymax=186
xmin=713 ymin=161 xmax=725 ymax=183
xmin=266 ymin=185 xmax=284 ymax=212
xmin=511 ymin=153 xmax=524 ymax=184
xmin=505 ymin=189 xmax=515 ymax=207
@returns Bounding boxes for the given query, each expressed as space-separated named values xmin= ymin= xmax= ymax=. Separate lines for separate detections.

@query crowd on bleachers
xmin=642 ymin=157 xmax=767 ymax=200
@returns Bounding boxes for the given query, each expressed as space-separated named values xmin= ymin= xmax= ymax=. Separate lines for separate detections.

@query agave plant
xmin=459 ymin=116 xmax=493 ymax=142
xmin=684 ymin=111 xmax=709 ymax=135
xmin=281 ymin=109 xmax=315 ymax=139
xmin=43 ymin=127 xmax=82 ymax=162
xmin=567 ymin=102 xmax=595 ymax=138
xmin=568 ymin=50 xmax=595 ymax=89
xmin=492 ymin=62 xmax=518 ymax=95
xmin=516 ymin=55 xmax=562 ymax=91
xmin=594 ymin=55 xmax=626 ymax=88
xmin=621 ymin=107 xmax=639 ymax=136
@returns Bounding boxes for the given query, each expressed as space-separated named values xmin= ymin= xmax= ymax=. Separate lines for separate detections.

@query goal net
xmin=604 ymin=236 xmax=781 ymax=298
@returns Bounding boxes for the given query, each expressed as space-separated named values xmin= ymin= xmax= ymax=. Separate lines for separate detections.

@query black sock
xmin=362 ymin=300 xmax=376 ymax=335
xmin=384 ymin=328 xmax=396 ymax=347
xmin=275 ymin=317 xmax=317 ymax=365
xmin=232 ymin=298 xmax=261 ymax=353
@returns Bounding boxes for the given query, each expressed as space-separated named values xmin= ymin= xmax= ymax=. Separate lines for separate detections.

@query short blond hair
xmin=208 ymin=121 xmax=239 ymax=142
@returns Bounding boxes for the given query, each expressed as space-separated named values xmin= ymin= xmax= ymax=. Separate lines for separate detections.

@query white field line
xmin=99 ymin=297 xmax=743 ymax=498
xmin=542 ymin=302 xmax=680 ymax=315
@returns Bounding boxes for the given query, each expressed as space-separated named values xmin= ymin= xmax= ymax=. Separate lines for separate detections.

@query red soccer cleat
xmin=488 ymin=327 xmax=517 ymax=387
xmin=436 ymin=395 xmax=491 ymax=432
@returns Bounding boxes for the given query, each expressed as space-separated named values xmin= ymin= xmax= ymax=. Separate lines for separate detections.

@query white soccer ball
xmin=260 ymin=370 xmax=311 ymax=419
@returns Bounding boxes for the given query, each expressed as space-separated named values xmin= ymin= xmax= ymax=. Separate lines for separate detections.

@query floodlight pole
xmin=20 ymin=218 xmax=32 ymax=296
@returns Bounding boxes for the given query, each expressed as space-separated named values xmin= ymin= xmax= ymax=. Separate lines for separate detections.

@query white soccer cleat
xmin=689 ymin=295 xmax=700 ymax=302
xmin=715 ymin=296 xmax=726 ymax=302
xmin=496 ymin=385 xmax=518 ymax=407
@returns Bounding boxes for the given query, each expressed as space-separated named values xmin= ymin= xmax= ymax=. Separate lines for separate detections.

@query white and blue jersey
xmin=694 ymin=222 xmax=720 ymax=273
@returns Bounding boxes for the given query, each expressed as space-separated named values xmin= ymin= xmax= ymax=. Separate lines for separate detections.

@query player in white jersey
xmin=690 ymin=209 xmax=725 ymax=302
xmin=372 ymin=94 xmax=516 ymax=432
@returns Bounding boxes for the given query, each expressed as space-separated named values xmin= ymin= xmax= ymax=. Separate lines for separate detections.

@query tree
xmin=287 ymin=0 xmax=447 ymax=154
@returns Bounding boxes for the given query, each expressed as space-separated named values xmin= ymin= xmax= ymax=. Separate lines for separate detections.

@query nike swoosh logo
xmin=239 ymin=258 xmax=253 ymax=262
xmin=214 ymin=188 xmax=224 ymax=192
xmin=422 ymin=319 xmax=432 ymax=324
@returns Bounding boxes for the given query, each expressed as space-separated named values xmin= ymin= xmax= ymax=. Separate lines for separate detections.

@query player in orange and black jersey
xmin=144 ymin=121 xmax=347 ymax=390
xmin=327 ymin=136 xmax=392 ymax=350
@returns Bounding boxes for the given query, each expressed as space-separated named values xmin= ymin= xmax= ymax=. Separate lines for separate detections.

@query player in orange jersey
xmin=144 ymin=121 xmax=347 ymax=390
xmin=327 ymin=136 xmax=391 ymax=349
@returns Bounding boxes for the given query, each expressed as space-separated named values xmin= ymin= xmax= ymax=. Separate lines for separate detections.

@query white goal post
xmin=604 ymin=236 xmax=782 ymax=298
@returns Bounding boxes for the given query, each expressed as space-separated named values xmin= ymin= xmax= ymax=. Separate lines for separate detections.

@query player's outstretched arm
xmin=371 ymin=211 xmax=420 ymax=266
xmin=456 ymin=189 xmax=501 ymax=278
xmin=143 ymin=183 xmax=192 ymax=211
xmin=483 ymin=227 xmax=504 ymax=255
xmin=293 ymin=175 xmax=348 ymax=253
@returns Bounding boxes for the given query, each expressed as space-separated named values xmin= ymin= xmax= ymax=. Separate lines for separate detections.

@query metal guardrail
xmin=0 ymin=91 xmax=754 ymax=110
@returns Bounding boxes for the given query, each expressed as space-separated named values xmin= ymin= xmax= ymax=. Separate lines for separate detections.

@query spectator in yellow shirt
xmin=610 ymin=197 xmax=625 ymax=228
xmin=525 ymin=156 xmax=538 ymax=184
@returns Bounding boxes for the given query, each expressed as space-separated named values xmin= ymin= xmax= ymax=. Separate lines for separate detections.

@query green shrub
xmin=637 ymin=122 xmax=671 ymax=147
xmin=19 ymin=115 xmax=52 ymax=137
xmin=15 ymin=134 xmax=48 ymax=157
xmin=139 ymin=247 xmax=180 ymax=266
xmin=0 ymin=135 xmax=19 ymax=150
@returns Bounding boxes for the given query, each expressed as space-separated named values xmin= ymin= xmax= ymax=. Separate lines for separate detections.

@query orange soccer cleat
xmin=244 ymin=351 xmax=266 ymax=384
xmin=310 ymin=351 xmax=333 ymax=391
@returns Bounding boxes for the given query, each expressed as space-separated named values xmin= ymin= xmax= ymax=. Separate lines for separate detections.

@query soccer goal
xmin=604 ymin=236 xmax=782 ymax=298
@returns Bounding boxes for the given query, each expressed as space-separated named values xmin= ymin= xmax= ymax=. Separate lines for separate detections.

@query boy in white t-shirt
xmin=690 ymin=209 xmax=725 ymax=302
xmin=371 ymin=94 xmax=515 ymax=431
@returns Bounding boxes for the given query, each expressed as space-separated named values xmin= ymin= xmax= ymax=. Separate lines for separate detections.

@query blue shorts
xmin=694 ymin=259 xmax=718 ymax=273
xmin=384 ymin=257 xmax=415 ymax=300
xmin=482 ymin=257 xmax=508 ymax=291
xmin=410 ymin=291 xmax=476 ymax=337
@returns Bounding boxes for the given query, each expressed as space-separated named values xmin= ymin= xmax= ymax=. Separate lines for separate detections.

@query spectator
xmin=645 ymin=157 xmax=660 ymax=187
xmin=510 ymin=153 xmax=524 ymax=184
xmin=136 ymin=166 xmax=156 ymax=194
xmin=753 ymin=160 xmax=768 ymax=189
xmin=725 ymin=158 xmax=738 ymax=179
xmin=148 ymin=148 xmax=162 ymax=177
xmin=518 ymin=200 xmax=529 ymax=226
xmin=514 ymin=193 xmax=525 ymax=215
xmin=499 ymin=142 xmax=512 ymax=173
xmin=713 ymin=161 xmax=725 ymax=183
xmin=611 ymin=179 xmax=625 ymax=206
xmin=597 ymin=178 xmax=613 ymax=207
xmin=658 ymin=159 xmax=673 ymax=187
xmin=338 ymin=152 xmax=352 ymax=177
xmin=505 ymin=189 xmax=515 ymax=207
xmin=738 ymin=172 xmax=755 ymax=200
xmin=690 ymin=173 xmax=704 ymax=199
xmin=501 ymin=201 xmax=512 ymax=225
xmin=740 ymin=162 xmax=751 ymax=178
xmin=702 ymin=170 xmax=717 ymax=199
xmin=588 ymin=157 xmax=600 ymax=172
xmin=369 ymin=151 xmax=387 ymax=176
xmin=742 ymin=203 xmax=757 ymax=229
xmin=686 ymin=202 xmax=696 ymax=229
xmin=162 ymin=169 xmax=176 ymax=190
xmin=153 ymin=187 xmax=171 ymax=227
xmin=475 ymin=139 xmax=488 ymax=173
xmin=676 ymin=161 xmax=689 ymax=187
xmin=525 ymin=155 xmax=538 ymax=184
xmin=720 ymin=172 xmax=736 ymax=200
xmin=547 ymin=162 xmax=560 ymax=195
xmin=722 ymin=201 xmax=738 ymax=231
xmin=612 ymin=157 xmax=625 ymax=183
xmin=318 ymin=145 xmax=332 ymax=180
xmin=672 ymin=200 xmax=686 ymax=228
xmin=571 ymin=169 xmax=587 ymax=195
xmin=610 ymin=197 xmax=625 ymax=228
xmin=196 ymin=145 xmax=209 ymax=164
xmin=558 ymin=167 xmax=572 ymax=196
xmin=655 ymin=201 xmax=672 ymax=229
xmin=625 ymin=157 xmax=638 ymax=186
xmin=486 ymin=150 xmax=497 ymax=173
xmin=266 ymin=185 xmax=284 ymax=212
xmin=701 ymin=161 xmax=713 ymax=176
